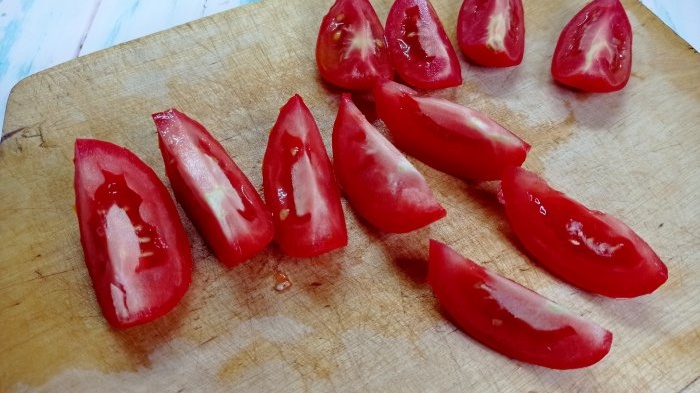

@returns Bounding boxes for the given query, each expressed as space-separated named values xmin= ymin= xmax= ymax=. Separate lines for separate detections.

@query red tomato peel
xmin=333 ymin=93 xmax=446 ymax=233
xmin=500 ymin=167 xmax=668 ymax=298
xmin=374 ymin=80 xmax=530 ymax=181
xmin=428 ymin=240 xmax=613 ymax=369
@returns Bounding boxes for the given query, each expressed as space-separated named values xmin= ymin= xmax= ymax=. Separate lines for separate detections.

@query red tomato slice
xmin=385 ymin=0 xmax=462 ymax=89
xmin=316 ymin=0 xmax=393 ymax=91
xmin=332 ymin=93 xmax=446 ymax=233
xmin=457 ymin=0 xmax=525 ymax=67
xmin=262 ymin=95 xmax=348 ymax=257
xmin=428 ymin=240 xmax=613 ymax=369
xmin=74 ymin=139 xmax=192 ymax=329
xmin=152 ymin=109 xmax=274 ymax=267
xmin=374 ymin=80 xmax=530 ymax=181
xmin=500 ymin=167 xmax=668 ymax=298
xmin=551 ymin=0 xmax=632 ymax=92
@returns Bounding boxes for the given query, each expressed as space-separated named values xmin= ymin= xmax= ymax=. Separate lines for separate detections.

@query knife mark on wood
xmin=1 ymin=127 xmax=27 ymax=142
xmin=678 ymin=375 xmax=700 ymax=393
xmin=200 ymin=335 xmax=218 ymax=346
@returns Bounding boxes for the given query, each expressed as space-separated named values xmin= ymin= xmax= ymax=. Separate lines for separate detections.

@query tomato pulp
xmin=74 ymin=139 xmax=192 ymax=328
xmin=316 ymin=0 xmax=393 ymax=90
xmin=153 ymin=109 xmax=274 ymax=267
xmin=263 ymin=95 xmax=348 ymax=257
xmin=385 ymin=0 xmax=462 ymax=89
xmin=551 ymin=0 xmax=633 ymax=92
xmin=457 ymin=0 xmax=525 ymax=67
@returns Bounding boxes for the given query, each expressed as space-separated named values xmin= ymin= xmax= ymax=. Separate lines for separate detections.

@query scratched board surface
xmin=1 ymin=0 xmax=699 ymax=392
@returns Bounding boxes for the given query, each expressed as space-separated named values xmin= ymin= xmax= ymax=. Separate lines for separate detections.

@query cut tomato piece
xmin=457 ymin=0 xmax=525 ymax=67
xmin=152 ymin=109 xmax=274 ymax=267
xmin=385 ymin=0 xmax=462 ymax=89
xmin=374 ymin=80 xmax=530 ymax=181
xmin=500 ymin=167 xmax=668 ymax=298
xmin=428 ymin=240 xmax=613 ymax=369
xmin=551 ymin=0 xmax=632 ymax=92
xmin=316 ymin=0 xmax=393 ymax=90
xmin=74 ymin=139 xmax=192 ymax=329
xmin=262 ymin=95 xmax=348 ymax=257
xmin=332 ymin=93 xmax=446 ymax=233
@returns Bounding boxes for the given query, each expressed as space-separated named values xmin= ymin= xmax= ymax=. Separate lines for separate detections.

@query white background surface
xmin=0 ymin=0 xmax=698 ymax=134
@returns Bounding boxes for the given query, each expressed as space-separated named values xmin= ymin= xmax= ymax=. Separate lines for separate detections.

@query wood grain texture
xmin=1 ymin=0 xmax=699 ymax=391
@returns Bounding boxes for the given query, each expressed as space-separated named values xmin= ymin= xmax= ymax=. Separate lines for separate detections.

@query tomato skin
xmin=551 ymin=0 xmax=632 ymax=92
xmin=332 ymin=93 xmax=446 ymax=233
xmin=316 ymin=0 xmax=393 ymax=91
xmin=74 ymin=139 xmax=192 ymax=329
xmin=457 ymin=0 xmax=525 ymax=67
xmin=500 ymin=167 xmax=668 ymax=298
xmin=374 ymin=80 xmax=530 ymax=181
xmin=428 ymin=240 xmax=613 ymax=369
xmin=262 ymin=95 xmax=348 ymax=257
xmin=152 ymin=109 xmax=274 ymax=267
xmin=385 ymin=0 xmax=462 ymax=89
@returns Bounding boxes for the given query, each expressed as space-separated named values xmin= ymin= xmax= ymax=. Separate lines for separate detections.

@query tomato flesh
xmin=374 ymin=80 xmax=530 ymax=181
xmin=428 ymin=240 xmax=613 ymax=369
xmin=153 ymin=109 xmax=274 ymax=267
xmin=332 ymin=93 xmax=446 ymax=233
xmin=385 ymin=0 xmax=462 ymax=89
xmin=316 ymin=0 xmax=393 ymax=90
xmin=262 ymin=95 xmax=348 ymax=257
xmin=551 ymin=0 xmax=632 ymax=92
xmin=457 ymin=0 xmax=525 ymax=67
xmin=74 ymin=139 xmax=192 ymax=329
xmin=500 ymin=167 xmax=668 ymax=298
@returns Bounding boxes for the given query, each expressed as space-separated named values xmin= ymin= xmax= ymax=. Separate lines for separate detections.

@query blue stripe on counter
xmin=640 ymin=0 xmax=699 ymax=51
xmin=79 ymin=0 xmax=258 ymax=56
xmin=1 ymin=0 xmax=256 ymax=133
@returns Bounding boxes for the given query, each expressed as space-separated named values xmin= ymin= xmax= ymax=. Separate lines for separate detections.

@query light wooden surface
xmin=1 ymin=0 xmax=699 ymax=391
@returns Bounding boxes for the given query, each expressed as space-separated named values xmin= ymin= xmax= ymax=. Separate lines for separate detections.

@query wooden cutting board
xmin=1 ymin=0 xmax=698 ymax=391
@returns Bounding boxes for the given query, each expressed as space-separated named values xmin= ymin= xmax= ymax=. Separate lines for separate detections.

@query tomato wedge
xmin=457 ymin=0 xmax=525 ymax=67
xmin=551 ymin=0 xmax=632 ymax=92
xmin=332 ymin=93 xmax=446 ymax=233
xmin=262 ymin=95 xmax=348 ymax=257
xmin=316 ymin=0 xmax=393 ymax=90
xmin=385 ymin=0 xmax=462 ymax=89
xmin=152 ymin=109 xmax=274 ymax=267
xmin=74 ymin=139 xmax=192 ymax=329
xmin=428 ymin=240 xmax=613 ymax=369
xmin=374 ymin=80 xmax=530 ymax=181
xmin=500 ymin=167 xmax=668 ymax=298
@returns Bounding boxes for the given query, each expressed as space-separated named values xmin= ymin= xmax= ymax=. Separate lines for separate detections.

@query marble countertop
xmin=0 ymin=0 xmax=697 ymax=132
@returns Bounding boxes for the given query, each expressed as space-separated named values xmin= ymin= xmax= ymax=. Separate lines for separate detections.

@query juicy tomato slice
xmin=428 ymin=240 xmax=613 ymax=369
xmin=551 ymin=0 xmax=632 ymax=92
xmin=374 ymin=80 xmax=530 ymax=181
xmin=262 ymin=95 xmax=348 ymax=257
xmin=316 ymin=0 xmax=393 ymax=91
xmin=457 ymin=0 xmax=525 ymax=67
xmin=500 ymin=167 xmax=668 ymax=298
xmin=74 ymin=139 xmax=192 ymax=329
xmin=152 ymin=109 xmax=274 ymax=267
xmin=332 ymin=93 xmax=446 ymax=233
xmin=385 ymin=0 xmax=462 ymax=89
